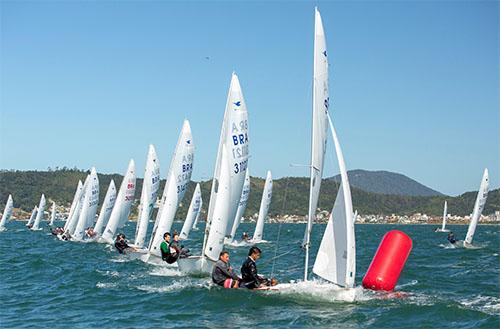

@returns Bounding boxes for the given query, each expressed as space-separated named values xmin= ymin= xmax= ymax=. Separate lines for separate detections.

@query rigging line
xmin=271 ymin=176 xmax=290 ymax=278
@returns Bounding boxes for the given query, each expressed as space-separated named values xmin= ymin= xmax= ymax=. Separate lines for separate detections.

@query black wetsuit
xmin=448 ymin=234 xmax=457 ymax=244
xmin=115 ymin=240 xmax=129 ymax=254
xmin=241 ymin=256 xmax=267 ymax=289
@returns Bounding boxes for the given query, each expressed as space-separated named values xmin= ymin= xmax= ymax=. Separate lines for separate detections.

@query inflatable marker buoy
xmin=362 ymin=230 xmax=412 ymax=291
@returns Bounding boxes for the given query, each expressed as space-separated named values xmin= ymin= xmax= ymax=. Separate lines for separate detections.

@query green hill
xmin=0 ymin=169 xmax=498 ymax=219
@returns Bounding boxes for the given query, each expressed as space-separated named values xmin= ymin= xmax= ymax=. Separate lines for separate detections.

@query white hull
xmin=435 ymin=228 xmax=450 ymax=233
xmin=140 ymin=252 xmax=179 ymax=267
xmin=177 ymin=256 xmax=215 ymax=275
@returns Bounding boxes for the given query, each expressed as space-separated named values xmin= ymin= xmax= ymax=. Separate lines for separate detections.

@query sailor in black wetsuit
xmin=115 ymin=234 xmax=133 ymax=254
xmin=240 ymin=246 xmax=278 ymax=289
xmin=171 ymin=232 xmax=191 ymax=258
xmin=447 ymin=232 xmax=457 ymax=244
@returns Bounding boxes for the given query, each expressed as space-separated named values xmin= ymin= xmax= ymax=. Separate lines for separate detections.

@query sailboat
xmin=26 ymin=206 xmax=37 ymax=227
xmin=49 ymin=201 xmax=56 ymax=226
xmin=0 ymin=195 xmax=14 ymax=231
xmin=179 ymin=183 xmax=202 ymax=240
xmin=145 ymin=120 xmax=194 ymax=263
xmin=251 ymin=171 xmax=273 ymax=243
xmin=463 ymin=168 xmax=489 ymax=248
xmin=177 ymin=72 xmax=249 ymax=274
xmin=273 ymin=8 xmax=356 ymax=300
xmin=31 ymin=194 xmax=46 ymax=230
xmin=94 ymin=180 xmax=117 ymax=236
xmin=435 ymin=201 xmax=449 ymax=232
xmin=73 ymin=167 xmax=100 ymax=240
xmin=227 ymin=169 xmax=251 ymax=243
xmin=191 ymin=197 xmax=203 ymax=231
xmin=101 ymin=159 xmax=136 ymax=243
xmin=131 ymin=145 xmax=161 ymax=251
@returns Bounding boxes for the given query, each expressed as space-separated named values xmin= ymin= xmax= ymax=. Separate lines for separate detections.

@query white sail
xmin=148 ymin=120 xmax=194 ymax=256
xmin=353 ymin=210 xmax=358 ymax=224
xmin=134 ymin=145 xmax=161 ymax=249
xmin=252 ymin=171 xmax=272 ymax=242
xmin=49 ymin=202 xmax=56 ymax=226
xmin=94 ymin=180 xmax=117 ymax=235
xmin=304 ymin=7 xmax=330 ymax=280
xmin=192 ymin=197 xmax=202 ymax=230
xmin=73 ymin=168 xmax=100 ymax=240
xmin=67 ymin=175 xmax=89 ymax=234
xmin=0 ymin=195 xmax=14 ymax=229
xmin=204 ymin=145 xmax=231 ymax=261
xmin=32 ymin=194 xmax=46 ymax=230
xmin=26 ymin=206 xmax=37 ymax=227
xmin=228 ymin=169 xmax=251 ymax=241
xmin=313 ymin=115 xmax=355 ymax=288
xmin=441 ymin=201 xmax=448 ymax=231
xmin=205 ymin=72 xmax=249 ymax=238
xmin=101 ymin=159 xmax=136 ymax=242
xmin=180 ymin=183 xmax=202 ymax=240
xmin=64 ymin=180 xmax=83 ymax=230
xmin=464 ymin=168 xmax=489 ymax=245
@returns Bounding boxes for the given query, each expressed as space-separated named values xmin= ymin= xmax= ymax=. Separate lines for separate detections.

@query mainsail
xmin=205 ymin=72 xmax=249 ymax=238
xmin=464 ymin=168 xmax=489 ymax=245
xmin=49 ymin=202 xmax=56 ymax=226
xmin=73 ymin=167 xmax=100 ymax=240
xmin=32 ymin=194 xmax=46 ymax=230
xmin=64 ymin=180 xmax=83 ymax=230
xmin=26 ymin=206 xmax=37 ymax=227
xmin=304 ymin=7 xmax=330 ymax=280
xmin=101 ymin=160 xmax=136 ymax=242
xmin=179 ymin=183 xmax=202 ymax=240
xmin=134 ymin=145 xmax=161 ymax=249
xmin=228 ymin=169 xmax=251 ymax=242
xmin=94 ymin=180 xmax=117 ymax=235
xmin=0 ymin=195 xmax=14 ymax=229
xmin=252 ymin=171 xmax=273 ymax=242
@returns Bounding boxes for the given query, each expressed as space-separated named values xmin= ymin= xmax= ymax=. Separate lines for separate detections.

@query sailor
xmin=85 ymin=227 xmax=96 ymax=238
xmin=447 ymin=232 xmax=457 ymax=244
xmin=61 ymin=229 xmax=72 ymax=241
xmin=241 ymin=232 xmax=250 ymax=242
xmin=240 ymin=246 xmax=278 ymax=289
xmin=160 ymin=232 xmax=179 ymax=264
xmin=212 ymin=251 xmax=240 ymax=288
xmin=114 ymin=233 xmax=136 ymax=254
xmin=171 ymin=232 xmax=190 ymax=258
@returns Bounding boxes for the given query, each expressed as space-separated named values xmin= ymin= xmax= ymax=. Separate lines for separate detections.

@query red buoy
xmin=362 ymin=230 xmax=412 ymax=291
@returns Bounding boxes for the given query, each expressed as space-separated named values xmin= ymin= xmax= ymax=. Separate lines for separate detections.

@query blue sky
xmin=0 ymin=1 xmax=498 ymax=196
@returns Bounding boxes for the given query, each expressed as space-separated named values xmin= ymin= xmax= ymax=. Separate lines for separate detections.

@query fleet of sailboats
xmin=0 ymin=7 xmax=494 ymax=306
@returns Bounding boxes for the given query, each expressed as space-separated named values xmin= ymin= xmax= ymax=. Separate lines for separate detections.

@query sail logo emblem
xmin=323 ymin=50 xmax=327 ymax=57
xmin=186 ymin=139 xmax=191 ymax=144
xmin=233 ymin=101 xmax=241 ymax=107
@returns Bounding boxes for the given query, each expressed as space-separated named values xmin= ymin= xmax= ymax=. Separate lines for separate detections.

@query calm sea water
xmin=0 ymin=221 xmax=498 ymax=328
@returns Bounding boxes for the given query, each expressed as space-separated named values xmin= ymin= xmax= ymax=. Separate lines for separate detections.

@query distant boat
xmin=145 ymin=120 xmax=194 ymax=263
xmin=49 ymin=201 xmax=56 ymax=226
xmin=179 ymin=183 xmax=202 ymax=240
xmin=463 ymin=169 xmax=489 ymax=247
xmin=191 ymin=196 xmax=203 ymax=231
xmin=73 ymin=167 xmax=99 ymax=240
xmin=227 ymin=169 xmax=251 ymax=243
xmin=251 ymin=171 xmax=273 ymax=243
xmin=26 ymin=206 xmax=37 ymax=227
xmin=94 ymin=180 xmax=117 ymax=236
xmin=101 ymin=159 xmax=136 ymax=243
xmin=0 ymin=195 xmax=14 ymax=230
xmin=132 ymin=145 xmax=161 ymax=250
xmin=178 ymin=72 xmax=249 ymax=274
xmin=32 ymin=194 xmax=46 ymax=230
xmin=435 ymin=201 xmax=449 ymax=232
